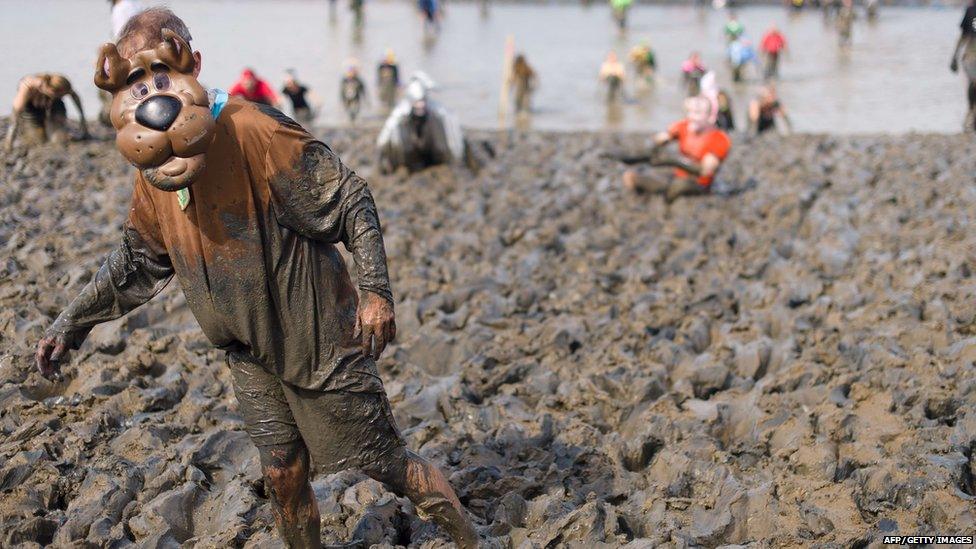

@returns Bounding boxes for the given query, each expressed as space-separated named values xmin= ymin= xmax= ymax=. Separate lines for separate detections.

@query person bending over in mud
xmin=5 ymin=73 xmax=89 ymax=152
xmin=377 ymin=73 xmax=489 ymax=174
xmin=951 ymin=0 xmax=976 ymax=131
xmin=748 ymin=84 xmax=792 ymax=135
xmin=611 ymin=95 xmax=731 ymax=202
xmin=34 ymin=9 xmax=478 ymax=549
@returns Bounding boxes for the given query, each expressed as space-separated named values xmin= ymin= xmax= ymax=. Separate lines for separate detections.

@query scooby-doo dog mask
xmin=95 ymin=29 xmax=215 ymax=191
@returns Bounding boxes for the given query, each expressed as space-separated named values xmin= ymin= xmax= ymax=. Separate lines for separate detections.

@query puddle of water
xmin=0 ymin=0 xmax=965 ymax=133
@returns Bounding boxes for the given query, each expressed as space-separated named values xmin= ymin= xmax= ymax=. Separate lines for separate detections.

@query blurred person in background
xmin=613 ymin=95 xmax=732 ymax=202
xmin=600 ymin=51 xmax=626 ymax=102
xmin=340 ymin=61 xmax=368 ymax=123
xmin=748 ymin=84 xmax=792 ymax=134
xmin=510 ymin=54 xmax=537 ymax=114
xmin=5 ymin=74 xmax=88 ymax=152
xmin=229 ymin=68 xmax=282 ymax=109
xmin=377 ymin=49 xmax=401 ymax=110
xmin=760 ymin=23 xmax=787 ymax=79
xmin=682 ymin=51 xmax=707 ymax=95
xmin=951 ymin=0 xmax=976 ymax=131
xmin=630 ymin=41 xmax=657 ymax=85
xmin=282 ymin=69 xmax=315 ymax=124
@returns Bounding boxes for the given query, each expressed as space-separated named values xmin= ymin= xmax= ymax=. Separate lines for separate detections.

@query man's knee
xmin=360 ymin=445 xmax=409 ymax=489
xmin=260 ymin=442 xmax=311 ymax=500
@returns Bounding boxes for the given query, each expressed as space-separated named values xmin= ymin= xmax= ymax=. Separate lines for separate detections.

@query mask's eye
xmin=130 ymin=82 xmax=150 ymax=100
xmin=153 ymin=73 xmax=171 ymax=91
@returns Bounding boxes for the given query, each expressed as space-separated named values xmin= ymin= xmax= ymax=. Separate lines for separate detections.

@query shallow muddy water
xmin=0 ymin=0 xmax=964 ymax=134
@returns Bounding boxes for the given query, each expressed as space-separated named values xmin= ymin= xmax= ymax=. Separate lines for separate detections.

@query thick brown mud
xmin=1 ymin=124 xmax=975 ymax=547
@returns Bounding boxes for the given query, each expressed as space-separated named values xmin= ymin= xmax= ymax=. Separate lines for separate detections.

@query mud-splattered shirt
xmin=51 ymin=97 xmax=392 ymax=391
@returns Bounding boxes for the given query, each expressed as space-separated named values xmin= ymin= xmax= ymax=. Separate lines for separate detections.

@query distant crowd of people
xmin=6 ymin=0 xmax=976 ymax=184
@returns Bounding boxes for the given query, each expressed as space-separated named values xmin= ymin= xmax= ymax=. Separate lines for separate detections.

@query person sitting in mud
xmin=229 ymin=67 xmax=282 ymax=109
xmin=5 ymin=73 xmax=89 ymax=152
xmin=629 ymin=41 xmax=657 ymax=84
xmin=681 ymin=51 xmax=706 ymax=96
xmin=951 ymin=0 xmax=976 ymax=131
xmin=34 ymin=8 xmax=479 ymax=549
xmin=377 ymin=72 xmax=487 ymax=174
xmin=599 ymin=51 xmax=626 ymax=103
xmin=510 ymin=54 xmax=537 ymax=114
xmin=748 ymin=84 xmax=792 ymax=135
xmin=377 ymin=49 xmax=401 ymax=110
xmin=340 ymin=62 xmax=368 ymax=123
xmin=610 ymin=95 xmax=731 ymax=202
xmin=282 ymin=69 xmax=315 ymax=124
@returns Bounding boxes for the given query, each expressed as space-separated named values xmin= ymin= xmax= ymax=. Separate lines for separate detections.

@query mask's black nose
xmin=135 ymin=95 xmax=182 ymax=131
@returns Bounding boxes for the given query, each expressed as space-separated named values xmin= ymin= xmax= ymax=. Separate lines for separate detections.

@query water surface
xmin=0 ymin=0 xmax=964 ymax=133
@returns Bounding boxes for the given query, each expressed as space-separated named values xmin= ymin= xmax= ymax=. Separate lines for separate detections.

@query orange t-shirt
xmin=667 ymin=119 xmax=732 ymax=186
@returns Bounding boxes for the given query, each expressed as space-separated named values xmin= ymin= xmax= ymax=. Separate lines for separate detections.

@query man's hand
xmin=951 ymin=57 xmax=959 ymax=73
xmin=354 ymin=291 xmax=396 ymax=360
xmin=35 ymin=334 xmax=70 ymax=382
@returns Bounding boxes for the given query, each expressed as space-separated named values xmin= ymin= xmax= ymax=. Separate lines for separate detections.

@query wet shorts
xmin=228 ymin=352 xmax=406 ymax=475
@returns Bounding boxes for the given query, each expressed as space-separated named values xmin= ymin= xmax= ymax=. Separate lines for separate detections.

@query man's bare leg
xmin=260 ymin=442 xmax=322 ymax=549
xmin=363 ymin=449 xmax=478 ymax=548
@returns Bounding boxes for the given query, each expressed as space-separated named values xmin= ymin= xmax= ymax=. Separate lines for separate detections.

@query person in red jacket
xmin=760 ymin=24 xmax=787 ymax=80
xmin=229 ymin=67 xmax=282 ymax=109
xmin=616 ymin=95 xmax=732 ymax=202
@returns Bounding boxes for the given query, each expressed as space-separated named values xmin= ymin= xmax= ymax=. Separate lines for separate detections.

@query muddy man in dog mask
xmin=35 ymin=8 xmax=479 ymax=548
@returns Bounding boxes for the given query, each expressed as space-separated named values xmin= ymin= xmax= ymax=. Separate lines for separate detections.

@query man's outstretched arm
xmin=67 ymin=90 xmax=89 ymax=138
xmin=36 ymin=223 xmax=173 ymax=380
xmin=4 ymin=81 xmax=30 ymax=152
xmin=268 ymin=139 xmax=395 ymax=359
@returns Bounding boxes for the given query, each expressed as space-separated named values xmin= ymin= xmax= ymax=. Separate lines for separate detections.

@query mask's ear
xmin=157 ymin=28 xmax=195 ymax=74
xmin=94 ymin=43 xmax=130 ymax=92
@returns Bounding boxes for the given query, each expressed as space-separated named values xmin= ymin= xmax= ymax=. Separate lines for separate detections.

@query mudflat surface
xmin=1 ymin=126 xmax=975 ymax=547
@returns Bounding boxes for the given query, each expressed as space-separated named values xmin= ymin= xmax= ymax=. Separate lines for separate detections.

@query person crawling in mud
xmin=33 ymin=8 xmax=478 ymax=549
xmin=377 ymin=72 xmax=490 ymax=174
xmin=4 ymin=73 xmax=89 ymax=152
xmin=609 ymin=95 xmax=731 ymax=202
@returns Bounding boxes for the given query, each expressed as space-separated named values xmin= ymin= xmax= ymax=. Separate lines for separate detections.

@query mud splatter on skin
xmin=1 ymin=121 xmax=976 ymax=546
xmin=260 ymin=442 xmax=321 ymax=547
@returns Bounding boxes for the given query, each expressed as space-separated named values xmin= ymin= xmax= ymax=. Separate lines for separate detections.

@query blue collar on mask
xmin=211 ymin=89 xmax=229 ymax=119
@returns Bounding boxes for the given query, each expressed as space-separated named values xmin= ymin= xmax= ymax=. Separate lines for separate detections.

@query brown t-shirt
xmin=127 ymin=98 xmax=391 ymax=391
